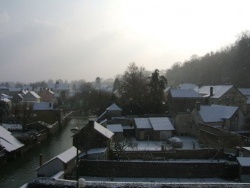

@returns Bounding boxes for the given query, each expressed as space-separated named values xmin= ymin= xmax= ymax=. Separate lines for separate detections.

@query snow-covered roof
xmin=134 ymin=118 xmax=152 ymax=129
xmin=149 ymin=117 xmax=175 ymax=131
xmin=18 ymin=94 xmax=24 ymax=98
xmin=36 ymin=147 xmax=77 ymax=171
xmin=239 ymin=88 xmax=250 ymax=96
xmin=242 ymin=147 xmax=250 ymax=152
xmin=196 ymin=85 xmax=233 ymax=98
xmin=134 ymin=117 xmax=174 ymax=131
xmin=22 ymin=90 xmax=29 ymax=95
xmin=106 ymin=103 xmax=122 ymax=111
xmin=198 ymin=105 xmax=238 ymax=123
xmin=29 ymin=91 xmax=41 ymax=99
xmin=1 ymin=124 xmax=23 ymax=131
xmin=237 ymin=157 xmax=250 ymax=167
xmin=179 ymin=83 xmax=198 ymax=90
xmin=107 ymin=124 xmax=123 ymax=133
xmin=0 ymin=126 xmax=24 ymax=152
xmin=1 ymin=98 xmax=10 ymax=102
xmin=170 ymin=89 xmax=201 ymax=98
xmin=57 ymin=146 xmax=77 ymax=163
xmin=164 ymin=86 xmax=171 ymax=93
xmin=1 ymin=93 xmax=12 ymax=99
xmin=86 ymin=147 xmax=107 ymax=155
xmin=94 ymin=122 xmax=114 ymax=139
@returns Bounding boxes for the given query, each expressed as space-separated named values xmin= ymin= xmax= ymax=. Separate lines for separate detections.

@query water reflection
xmin=0 ymin=118 xmax=88 ymax=188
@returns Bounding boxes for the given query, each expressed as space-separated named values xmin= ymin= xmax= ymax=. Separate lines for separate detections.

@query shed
xmin=149 ymin=117 xmax=175 ymax=140
xmin=237 ymin=157 xmax=250 ymax=182
xmin=36 ymin=146 xmax=78 ymax=178
xmin=134 ymin=117 xmax=175 ymax=141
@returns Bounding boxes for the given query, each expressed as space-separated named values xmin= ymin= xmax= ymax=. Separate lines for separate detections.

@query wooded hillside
xmin=166 ymin=32 xmax=250 ymax=87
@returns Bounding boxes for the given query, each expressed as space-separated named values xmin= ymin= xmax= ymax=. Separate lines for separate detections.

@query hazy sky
xmin=0 ymin=0 xmax=250 ymax=83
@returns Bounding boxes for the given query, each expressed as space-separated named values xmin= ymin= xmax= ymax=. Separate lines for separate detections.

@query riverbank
xmin=0 ymin=118 xmax=88 ymax=188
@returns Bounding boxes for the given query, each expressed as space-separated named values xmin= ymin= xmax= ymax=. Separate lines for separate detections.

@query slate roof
xmin=239 ymin=88 xmax=250 ymax=104
xmin=94 ymin=122 xmax=114 ymax=139
xmin=29 ymin=91 xmax=41 ymax=99
xmin=170 ymin=89 xmax=201 ymax=98
xmin=36 ymin=146 xmax=77 ymax=171
xmin=237 ymin=157 xmax=250 ymax=167
xmin=239 ymin=88 xmax=250 ymax=96
xmin=134 ymin=118 xmax=152 ymax=129
xmin=106 ymin=103 xmax=122 ymax=111
xmin=107 ymin=124 xmax=123 ymax=133
xmin=149 ymin=117 xmax=175 ymax=131
xmin=198 ymin=105 xmax=238 ymax=123
xmin=57 ymin=146 xmax=77 ymax=163
xmin=196 ymin=85 xmax=233 ymax=98
xmin=134 ymin=117 xmax=175 ymax=131
xmin=0 ymin=126 xmax=24 ymax=152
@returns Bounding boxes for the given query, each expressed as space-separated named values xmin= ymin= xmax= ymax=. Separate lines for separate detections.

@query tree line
xmin=166 ymin=32 xmax=250 ymax=87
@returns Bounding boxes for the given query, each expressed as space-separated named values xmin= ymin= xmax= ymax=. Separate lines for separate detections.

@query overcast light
xmin=0 ymin=0 xmax=250 ymax=82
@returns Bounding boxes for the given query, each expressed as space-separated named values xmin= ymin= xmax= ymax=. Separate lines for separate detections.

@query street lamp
xmin=71 ymin=127 xmax=79 ymax=188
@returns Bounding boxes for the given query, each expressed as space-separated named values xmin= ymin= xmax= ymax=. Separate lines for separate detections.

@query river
xmin=0 ymin=118 xmax=88 ymax=188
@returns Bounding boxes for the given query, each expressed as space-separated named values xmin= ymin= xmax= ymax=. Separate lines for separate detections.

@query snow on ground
xmin=125 ymin=136 xmax=200 ymax=151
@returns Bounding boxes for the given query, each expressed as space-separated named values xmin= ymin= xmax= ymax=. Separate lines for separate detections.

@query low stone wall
xmin=79 ymin=160 xmax=238 ymax=179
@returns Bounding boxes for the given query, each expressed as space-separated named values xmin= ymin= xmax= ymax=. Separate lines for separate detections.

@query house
xmin=167 ymin=88 xmax=203 ymax=116
xmin=239 ymin=88 xmax=250 ymax=116
xmin=0 ymin=126 xmax=24 ymax=159
xmin=237 ymin=157 xmax=250 ymax=182
xmin=36 ymin=146 xmax=78 ymax=178
xmin=97 ymin=103 xmax=122 ymax=122
xmin=22 ymin=91 xmax=41 ymax=103
xmin=174 ymin=112 xmax=195 ymax=136
xmin=192 ymin=104 xmax=245 ymax=131
xmin=107 ymin=124 xmax=124 ymax=140
xmin=73 ymin=121 xmax=114 ymax=152
xmin=134 ymin=117 xmax=174 ymax=141
xmin=39 ymin=88 xmax=56 ymax=103
xmin=196 ymin=85 xmax=247 ymax=114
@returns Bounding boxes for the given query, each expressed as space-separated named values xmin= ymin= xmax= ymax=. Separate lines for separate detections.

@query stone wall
xmin=79 ymin=160 xmax=238 ymax=179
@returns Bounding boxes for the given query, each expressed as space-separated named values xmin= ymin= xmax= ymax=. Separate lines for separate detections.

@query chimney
xmin=39 ymin=154 xmax=43 ymax=166
xmin=196 ymin=102 xmax=201 ymax=111
xmin=210 ymin=87 xmax=214 ymax=96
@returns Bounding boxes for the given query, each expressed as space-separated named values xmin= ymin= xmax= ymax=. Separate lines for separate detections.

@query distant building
xmin=97 ymin=103 xmax=122 ymax=122
xmin=0 ymin=126 xmax=24 ymax=159
xmin=22 ymin=91 xmax=41 ymax=103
